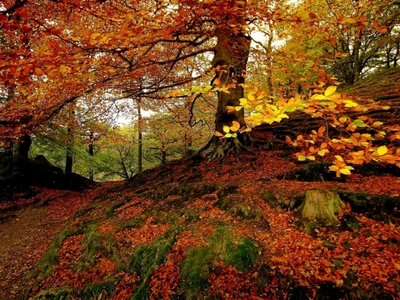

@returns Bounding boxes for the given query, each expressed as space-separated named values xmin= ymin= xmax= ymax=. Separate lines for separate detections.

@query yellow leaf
xmin=248 ymin=93 xmax=255 ymax=101
xmin=376 ymin=145 xmax=388 ymax=156
xmin=239 ymin=98 xmax=248 ymax=106
xmin=335 ymin=155 xmax=344 ymax=162
xmin=307 ymin=156 xmax=316 ymax=161
xmin=343 ymin=100 xmax=358 ymax=108
xmin=298 ymin=155 xmax=306 ymax=161
xmin=235 ymin=106 xmax=243 ymax=111
xmin=230 ymin=121 xmax=240 ymax=132
xmin=255 ymin=105 xmax=263 ymax=111
xmin=313 ymin=94 xmax=327 ymax=100
xmin=318 ymin=149 xmax=329 ymax=156
xmin=223 ymin=126 xmax=230 ymax=133
xmin=340 ymin=168 xmax=351 ymax=175
xmin=324 ymin=86 xmax=337 ymax=97
xmin=372 ymin=121 xmax=383 ymax=127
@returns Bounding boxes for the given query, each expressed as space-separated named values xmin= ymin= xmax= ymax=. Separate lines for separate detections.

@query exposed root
xmin=199 ymin=134 xmax=255 ymax=159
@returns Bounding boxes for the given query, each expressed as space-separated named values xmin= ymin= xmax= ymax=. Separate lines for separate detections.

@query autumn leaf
xmin=376 ymin=145 xmax=388 ymax=156
xmin=324 ymin=86 xmax=337 ymax=97
xmin=230 ymin=121 xmax=240 ymax=132
xmin=34 ymin=68 xmax=45 ymax=76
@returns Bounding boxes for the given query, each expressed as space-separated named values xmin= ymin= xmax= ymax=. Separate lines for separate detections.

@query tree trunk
xmin=137 ymin=98 xmax=143 ymax=173
xmin=353 ymin=31 xmax=362 ymax=83
xmin=200 ymin=0 xmax=251 ymax=158
xmin=65 ymin=127 xmax=73 ymax=174
xmin=298 ymin=190 xmax=346 ymax=226
xmin=16 ymin=134 xmax=31 ymax=159
xmin=88 ymin=142 xmax=94 ymax=181
xmin=161 ymin=150 xmax=166 ymax=165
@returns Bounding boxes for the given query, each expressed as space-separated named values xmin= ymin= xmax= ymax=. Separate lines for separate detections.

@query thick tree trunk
xmin=200 ymin=0 xmax=251 ymax=158
xmin=298 ymin=190 xmax=346 ymax=225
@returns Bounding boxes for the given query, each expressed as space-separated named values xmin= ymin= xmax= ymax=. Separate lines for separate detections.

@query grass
xmin=226 ymin=237 xmax=261 ymax=272
xmin=29 ymin=225 xmax=78 ymax=282
xmin=81 ymin=281 xmax=116 ymax=299
xmin=129 ymin=227 xmax=181 ymax=299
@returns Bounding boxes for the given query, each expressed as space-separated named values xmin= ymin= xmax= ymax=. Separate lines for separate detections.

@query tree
xmin=0 ymin=0 xmax=399 ymax=165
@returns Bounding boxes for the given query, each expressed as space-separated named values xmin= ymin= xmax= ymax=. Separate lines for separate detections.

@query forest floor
xmin=1 ymin=67 xmax=400 ymax=299
xmin=0 ymin=148 xmax=400 ymax=299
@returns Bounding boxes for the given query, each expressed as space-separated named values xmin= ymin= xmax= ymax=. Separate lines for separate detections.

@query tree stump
xmin=298 ymin=190 xmax=346 ymax=225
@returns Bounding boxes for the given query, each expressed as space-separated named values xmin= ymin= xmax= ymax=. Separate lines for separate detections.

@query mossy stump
xmin=298 ymin=190 xmax=346 ymax=225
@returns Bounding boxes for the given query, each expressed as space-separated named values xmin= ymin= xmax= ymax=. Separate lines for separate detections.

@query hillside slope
xmin=1 ymin=67 xmax=400 ymax=300
xmin=0 ymin=148 xmax=398 ymax=299
xmin=344 ymin=67 xmax=400 ymax=102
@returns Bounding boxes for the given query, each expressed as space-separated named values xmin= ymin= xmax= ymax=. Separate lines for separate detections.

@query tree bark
xmin=16 ymin=134 xmax=31 ymax=159
xmin=200 ymin=0 xmax=251 ymax=158
xmin=298 ymin=190 xmax=346 ymax=225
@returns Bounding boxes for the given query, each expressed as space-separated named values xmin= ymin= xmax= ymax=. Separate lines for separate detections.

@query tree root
xmin=199 ymin=134 xmax=255 ymax=159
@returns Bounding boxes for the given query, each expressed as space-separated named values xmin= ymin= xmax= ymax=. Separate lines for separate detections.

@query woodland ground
xmin=0 ymin=68 xmax=400 ymax=299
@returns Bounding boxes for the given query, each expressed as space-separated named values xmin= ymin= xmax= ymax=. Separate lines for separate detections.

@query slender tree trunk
xmin=161 ymin=150 xmax=166 ymax=165
xmin=353 ymin=30 xmax=362 ymax=83
xmin=88 ymin=142 xmax=94 ymax=181
xmin=137 ymin=98 xmax=143 ymax=173
xmin=65 ymin=127 xmax=73 ymax=174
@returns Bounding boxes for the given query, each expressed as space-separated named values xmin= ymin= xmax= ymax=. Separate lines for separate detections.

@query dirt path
xmin=0 ymin=205 xmax=65 ymax=299
xmin=0 ymin=184 xmax=111 ymax=300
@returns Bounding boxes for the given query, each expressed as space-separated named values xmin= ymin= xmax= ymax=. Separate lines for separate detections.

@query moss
xmin=180 ymin=247 xmax=214 ymax=292
xmin=29 ymin=226 xmax=78 ymax=282
xmin=179 ymin=226 xmax=235 ymax=298
xmin=226 ymin=237 xmax=261 ymax=272
xmin=73 ymin=206 xmax=95 ymax=219
xmin=339 ymin=192 xmax=400 ymax=223
xmin=30 ymin=286 xmax=74 ymax=300
xmin=106 ymin=202 xmax=125 ymax=218
xmin=214 ymin=197 xmax=230 ymax=210
xmin=215 ymin=198 xmax=263 ymax=220
xmin=129 ymin=240 xmax=172 ymax=278
xmin=81 ymin=225 xmax=104 ymax=266
xmin=228 ymin=203 xmax=263 ymax=221
xmin=262 ymin=192 xmax=279 ymax=206
xmin=207 ymin=226 xmax=234 ymax=258
xmin=121 ymin=217 xmax=146 ymax=230
xmin=81 ymin=281 xmax=116 ymax=299
xmin=78 ymin=224 xmax=122 ymax=271
xmin=322 ymin=241 xmax=336 ymax=250
xmin=129 ymin=227 xmax=180 ymax=298
xmin=279 ymin=162 xmax=342 ymax=182
xmin=341 ymin=214 xmax=363 ymax=231
xmin=299 ymin=218 xmax=317 ymax=236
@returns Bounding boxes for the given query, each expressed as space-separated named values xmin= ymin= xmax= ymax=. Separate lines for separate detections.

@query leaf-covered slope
xmin=9 ymin=150 xmax=399 ymax=300
xmin=344 ymin=67 xmax=400 ymax=102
